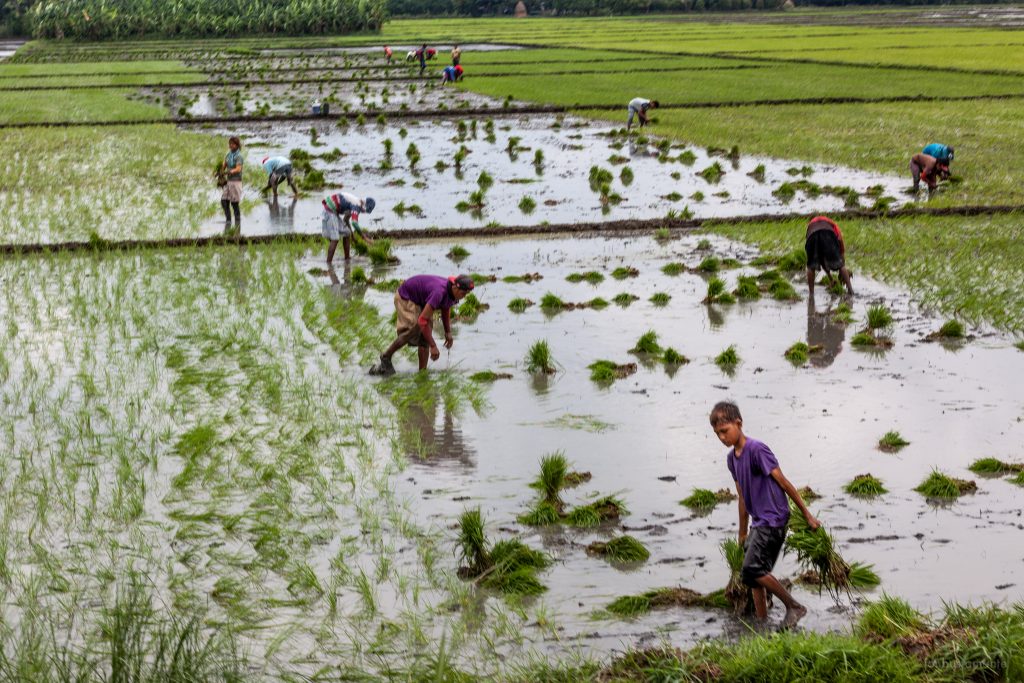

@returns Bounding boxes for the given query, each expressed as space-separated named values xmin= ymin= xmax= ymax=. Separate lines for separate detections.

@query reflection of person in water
xmin=806 ymin=298 xmax=845 ymax=368
xmin=267 ymin=194 xmax=297 ymax=233
xmin=399 ymin=399 xmax=475 ymax=468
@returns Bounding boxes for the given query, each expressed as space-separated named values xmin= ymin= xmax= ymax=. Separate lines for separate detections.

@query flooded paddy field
xmin=191 ymin=114 xmax=905 ymax=238
xmin=2 ymin=229 xmax=1019 ymax=677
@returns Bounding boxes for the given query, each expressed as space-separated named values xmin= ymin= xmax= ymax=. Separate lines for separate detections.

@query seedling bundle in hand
xmin=786 ymin=503 xmax=879 ymax=599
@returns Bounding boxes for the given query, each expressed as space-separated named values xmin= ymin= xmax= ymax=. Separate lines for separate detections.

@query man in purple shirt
xmin=710 ymin=400 xmax=820 ymax=628
xmin=370 ymin=274 xmax=475 ymax=375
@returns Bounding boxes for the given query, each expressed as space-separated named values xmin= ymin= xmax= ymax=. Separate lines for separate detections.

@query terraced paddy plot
xmin=194 ymin=113 xmax=904 ymax=238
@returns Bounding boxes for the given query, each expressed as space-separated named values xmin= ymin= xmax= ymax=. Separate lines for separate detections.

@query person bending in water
xmin=909 ymin=152 xmax=949 ymax=194
xmin=260 ymin=156 xmax=299 ymax=199
xmin=626 ymin=97 xmax=659 ymax=131
xmin=322 ymin=191 xmax=376 ymax=265
xmin=922 ymin=142 xmax=954 ymax=167
xmin=440 ymin=65 xmax=464 ymax=86
xmin=369 ymin=274 xmax=475 ymax=376
xmin=710 ymin=401 xmax=820 ymax=629
xmin=805 ymin=215 xmax=853 ymax=298
xmin=383 ymin=45 xmax=393 ymax=65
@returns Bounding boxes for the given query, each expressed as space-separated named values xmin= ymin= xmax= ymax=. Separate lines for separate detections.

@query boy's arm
xmin=735 ymin=481 xmax=749 ymax=543
xmin=770 ymin=467 xmax=820 ymax=530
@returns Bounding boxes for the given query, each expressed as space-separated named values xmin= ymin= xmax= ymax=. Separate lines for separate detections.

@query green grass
xmin=566 ymin=270 xmax=604 ymax=284
xmin=680 ymin=487 xmax=734 ymax=511
xmin=539 ymin=292 xmax=565 ymax=310
xmin=784 ymin=341 xmax=810 ymax=365
xmin=866 ymin=304 xmax=894 ymax=330
xmin=661 ymin=262 xmax=686 ymax=276
xmin=734 ymin=275 xmax=761 ymax=300
xmin=611 ymin=266 xmax=639 ymax=279
xmin=968 ymin=457 xmax=1024 ymax=475
xmin=507 ymin=297 xmax=534 ymax=313
xmin=447 ymin=244 xmax=470 ymax=260
xmin=613 ymin=292 xmax=640 ymax=306
xmin=649 ymin=292 xmax=671 ymax=306
xmin=844 ymin=474 xmax=888 ymax=498
xmin=662 ymin=347 xmax=689 ymax=366
xmin=631 ymin=330 xmax=662 ymax=355
xmin=936 ymin=319 xmax=966 ymax=338
xmin=697 ymin=256 xmax=720 ymax=273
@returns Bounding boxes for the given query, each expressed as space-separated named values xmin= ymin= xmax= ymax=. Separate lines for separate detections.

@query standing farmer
xmin=418 ymin=44 xmax=428 ymax=75
xmin=220 ymin=136 xmax=244 ymax=228
xmin=804 ymin=215 xmax=853 ymax=298
xmin=370 ymin=274 xmax=475 ymax=375
xmin=451 ymin=44 xmax=462 ymax=66
xmin=260 ymin=156 xmax=299 ymax=199
xmin=627 ymin=97 xmax=659 ymax=131
xmin=321 ymin=191 xmax=376 ymax=265
xmin=383 ymin=45 xmax=393 ymax=65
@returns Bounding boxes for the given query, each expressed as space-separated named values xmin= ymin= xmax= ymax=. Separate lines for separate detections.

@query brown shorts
xmin=395 ymin=292 xmax=436 ymax=348
xmin=221 ymin=180 xmax=242 ymax=202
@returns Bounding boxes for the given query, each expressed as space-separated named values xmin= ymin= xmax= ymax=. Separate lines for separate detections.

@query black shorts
xmin=805 ymin=229 xmax=844 ymax=272
xmin=741 ymin=525 xmax=787 ymax=586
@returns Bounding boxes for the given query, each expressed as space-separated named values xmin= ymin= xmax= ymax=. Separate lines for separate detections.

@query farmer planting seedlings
xmin=370 ymin=274 xmax=475 ymax=375
xmin=219 ymin=135 xmax=244 ymax=228
xmin=804 ymin=215 xmax=853 ymax=298
xmin=383 ymin=45 xmax=393 ymax=64
xmin=626 ymin=97 xmax=659 ymax=130
xmin=710 ymin=400 xmax=820 ymax=628
xmin=909 ymin=151 xmax=950 ymax=194
xmin=260 ymin=156 xmax=299 ymax=200
xmin=440 ymin=65 xmax=464 ymax=86
xmin=922 ymin=142 xmax=954 ymax=166
xmin=321 ymin=191 xmax=376 ymax=265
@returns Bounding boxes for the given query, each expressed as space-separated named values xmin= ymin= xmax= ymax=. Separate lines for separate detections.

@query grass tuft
xmin=968 ymin=457 xmax=1024 ymax=475
xmin=613 ymin=292 xmax=640 ymax=307
xmin=915 ymin=470 xmax=977 ymax=499
xmin=867 ymin=304 xmax=894 ymax=329
xmin=631 ymin=330 xmax=662 ymax=355
xmin=715 ymin=345 xmax=740 ymax=371
xmin=507 ymin=297 xmax=534 ymax=313
xmin=661 ymin=262 xmax=686 ymax=276
xmin=878 ymin=431 xmax=910 ymax=452
xmin=587 ymin=535 xmax=650 ymax=563
xmin=662 ymin=347 xmax=689 ymax=365
xmin=525 ymin=340 xmax=555 ymax=374
xmin=649 ymin=292 xmax=671 ymax=306
xmin=844 ymin=474 xmax=888 ymax=498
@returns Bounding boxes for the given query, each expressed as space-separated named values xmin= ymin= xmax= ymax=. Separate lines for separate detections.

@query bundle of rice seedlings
xmin=586 ymin=535 xmax=650 ymax=563
xmin=539 ymin=292 xmax=566 ymax=311
xmin=786 ymin=504 xmax=875 ymax=598
xmin=366 ymin=239 xmax=397 ymax=265
xmin=447 ymin=244 xmax=470 ymax=260
xmin=769 ymin=278 xmax=800 ymax=301
xmin=681 ymin=488 xmax=735 ymax=511
xmin=649 ymin=292 xmax=671 ymax=306
xmin=454 ymin=293 xmax=487 ymax=319
xmin=715 ymin=345 xmax=740 ymax=371
xmin=455 ymin=512 xmax=550 ymax=596
xmin=721 ymin=538 xmax=749 ymax=614
xmin=529 ymin=452 xmax=567 ymax=506
xmin=607 ymin=587 xmax=718 ymax=617
xmin=967 ymin=457 xmax=1012 ymax=474
xmin=507 ymin=297 xmax=534 ymax=313
xmin=851 ymin=330 xmax=894 ymax=348
xmin=587 ymin=297 xmax=610 ymax=309
xmin=776 ymin=249 xmax=808 ymax=271
xmin=1012 ymin=472 xmax=1024 ymax=487
xmin=456 ymin=509 xmax=490 ymax=576
xmin=697 ymin=256 xmax=720 ymax=273
xmin=350 ymin=266 xmax=369 ymax=285
xmin=469 ymin=371 xmax=513 ymax=382
xmin=661 ymin=262 xmax=686 ymax=276
xmin=784 ymin=342 xmax=810 ymax=365
xmin=878 ymin=431 xmax=910 ymax=452
xmin=613 ymin=293 xmax=640 ymax=306
xmin=525 ymin=340 xmax=556 ymax=374
xmin=631 ymin=330 xmax=662 ymax=355
xmin=566 ymin=496 xmax=627 ymax=528
xmin=844 ymin=474 xmax=888 ymax=497
xmin=821 ymin=274 xmax=846 ymax=296
xmin=866 ymin=304 xmax=894 ymax=329
xmin=517 ymin=501 xmax=561 ymax=526
xmin=588 ymin=360 xmax=637 ymax=383
xmin=566 ymin=271 xmax=604 ymax=284
xmin=563 ymin=471 xmax=592 ymax=487
xmin=611 ymin=266 xmax=640 ymax=279
xmin=914 ymin=470 xmax=977 ymax=499
xmin=734 ymin=276 xmax=761 ymax=300
xmin=832 ymin=302 xmax=855 ymax=324
xmin=703 ymin=277 xmax=736 ymax=304
xmin=662 ymin=347 xmax=689 ymax=365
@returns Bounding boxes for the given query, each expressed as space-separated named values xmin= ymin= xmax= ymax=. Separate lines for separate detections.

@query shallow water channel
xmin=195 ymin=114 xmax=905 ymax=237
xmin=315 ymin=231 xmax=1023 ymax=656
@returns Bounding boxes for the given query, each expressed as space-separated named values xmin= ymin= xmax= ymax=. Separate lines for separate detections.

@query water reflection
xmin=806 ymin=299 xmax=846 ymax=368
xmin=399 ymin=399 xmax=475 ymax=469
xmin=267 ymin=196 xmax=297 ymax=233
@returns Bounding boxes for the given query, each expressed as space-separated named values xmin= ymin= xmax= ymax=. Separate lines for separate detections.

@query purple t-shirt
xmin=726 ymin=438 xmax=790 ymax=528
xmin=398 ymin=275 xmax=456 ymax=311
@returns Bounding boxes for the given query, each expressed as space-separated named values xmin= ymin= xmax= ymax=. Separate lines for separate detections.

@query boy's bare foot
xmin=782 ymin=604 xmax=807 ymax=629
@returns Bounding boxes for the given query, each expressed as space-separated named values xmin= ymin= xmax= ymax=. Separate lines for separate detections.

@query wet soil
xmin=319 ymin=231 xmax=1024 ymax=655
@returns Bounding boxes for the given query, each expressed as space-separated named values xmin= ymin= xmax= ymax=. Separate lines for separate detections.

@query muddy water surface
xmin=317 ymin=232 xmax=1023 ymax=656
xmin=194 ymin=115 xmax=905 ymax=237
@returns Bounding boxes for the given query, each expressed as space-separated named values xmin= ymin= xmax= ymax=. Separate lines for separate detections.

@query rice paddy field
xmin=1 ymin=8 xmax=1023 ymax=681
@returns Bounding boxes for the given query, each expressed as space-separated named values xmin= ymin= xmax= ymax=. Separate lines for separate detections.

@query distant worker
xmin=369 ymin=274 xmax=475 ymax=376
xmin=451 ymin=44 xmax=462 ymax=66
xmin=383 ymin=45 xmax=393 ymax=65
xmin=440 ymin=65 xmax=464 ymax=86
xmin=405 ymin=49 xmax=417 ymax=62
xmin=260 ymin=156 xmax=299 ymax=200
xmin=627 ymin=97 xmax=659 ymax=131
xmin=805 ymin=215 xmax=853 ymax=298
xmin=909 ymin=152 xmax=949 ymax=194
xmin=321 ymin=190 xmax=376 ymax=265
xmin=922 ymin=142 xmax=954 ymax=166
xmin=417 ymin=44 xmax=429 ymax=75
xmin=219 ymin=135 xmax=243 ymax=228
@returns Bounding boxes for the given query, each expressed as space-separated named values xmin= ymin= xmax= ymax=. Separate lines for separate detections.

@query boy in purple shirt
xmin=370 ymin=274 xmax=475 ymax=375
xmin=710 ymin=400 xmax=820 ymax=628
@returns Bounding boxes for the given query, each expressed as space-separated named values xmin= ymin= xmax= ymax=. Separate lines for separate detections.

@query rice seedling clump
xmin=844 ymin=474 xmax=888 ymax=498
xmin=914 ymin=470 xmax=977 ymax=499
xmin=715 ymin=345 xmax=740 ymax=371
xmin=878 ymin=431 xmax=910 ymax=452
xmin=631 ymin=330 xmax=662 ymax=355
xmin=525 ymin=340 xmax=556 ymax=374
xmin=508 ymin=297 xmax=534 ymax=313
xmin=586 ymin=535 xmax=650 ymax=563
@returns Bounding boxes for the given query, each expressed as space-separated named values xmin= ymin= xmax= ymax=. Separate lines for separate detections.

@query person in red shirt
xmin=804 ymin=216 xmax=853 ymax=297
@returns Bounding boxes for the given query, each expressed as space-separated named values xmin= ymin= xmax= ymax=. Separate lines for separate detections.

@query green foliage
xmin=680 ymin=488 xmax=717 ymax=510
xmin=566 ymin=271 xmax=604 ymax=284
xmin=661 ymin=262 xmax=685 ymax=276
xmin=697 ymin=256 xmax=720 ymax=273
xmin=915 ymin=470 xmax=976 ymax=498
xmin=844 ymin=474 xmax=888 ymax=498
xmin=649 ymin=292 xmax=671 ymax=306
xmin=856 ymin=595 xmax=928 ymax=639
xmin=611 ymin=266 xmax=639 ymax=280
xmin=769 ymin=278 xmax=800 ymax=301
xmin=456 ymin=509 xmax=489 ymax=575
xmin=968 ymin=457 xmax=1024 ymax=474
xmin=539 ymin=292 xmax=565 ymax=310
xmin=507 ymin=297 xmax=533 ymax=313
xmin=606 ymin=594 xmax=651 ymax=617
xmin=518 ymin=501 xmax=561 ymax=526
xmin=588 ymin=360 xmax=618 ymax=383
xmin=619 ymin=166 xmax=634 ymax=186
xmin=937 ymin=319 xmax=965 ymax=338
xmin=699 ymin=162 xmax=724 ymax=183
xmin=631 ymin=330 xmax=661 ymax=355
xmin=588 ymin=536 xmax=650 ymax=563
xmin=662 ymin=347 xmax=688 ymax=365
xmin=447 ymin=244 xmax=470 ymax=259
xmin=613 ymin=292 xmax=640 ymax=306
xmin=734 ymin=275 xmax=761 ymax=300
xmin=518 ymin=196 xmax=536 ymax=214
xmin=784 ymin=341 xmax=810 ymax=365
xmin=704 ymin=277 xmax=735 ymax=304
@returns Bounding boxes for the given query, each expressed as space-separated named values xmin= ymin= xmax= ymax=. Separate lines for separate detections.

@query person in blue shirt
xmin=260 ymin=156 xmax=299 ymax=199
xmin=922 ymin=143 xmax=954 ymax=166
